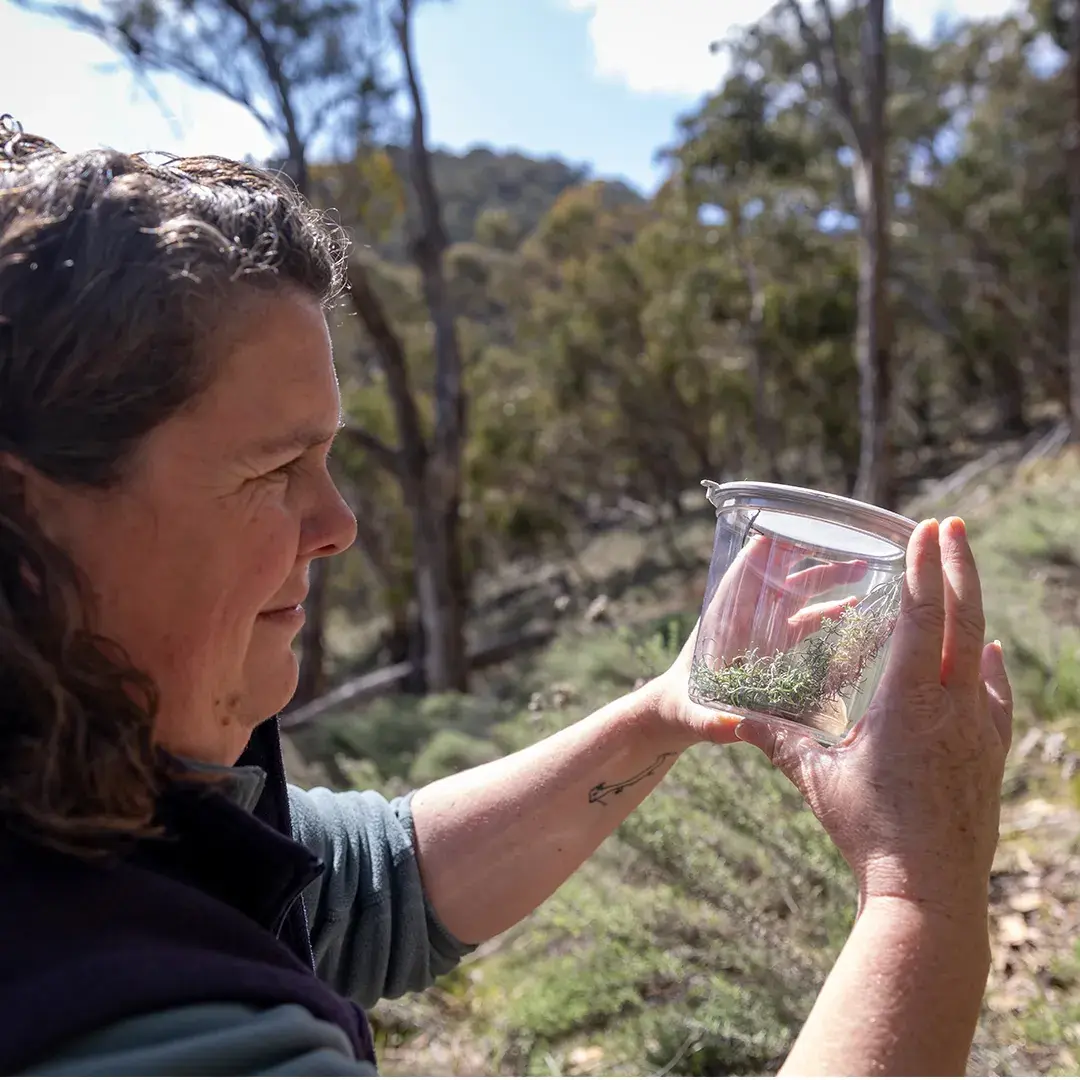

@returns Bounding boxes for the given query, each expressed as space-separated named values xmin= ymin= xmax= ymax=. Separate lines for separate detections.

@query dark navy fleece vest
xmin=0 ymin=720 xmax=376 ymax=1074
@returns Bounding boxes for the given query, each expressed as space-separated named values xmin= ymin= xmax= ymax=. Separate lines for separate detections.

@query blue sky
xmin=1 ymin=0 xmax=1021 ymax=195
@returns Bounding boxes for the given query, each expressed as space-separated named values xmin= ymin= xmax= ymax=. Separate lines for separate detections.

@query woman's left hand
xmin=647 ymin=535 xmax=866 ymax=747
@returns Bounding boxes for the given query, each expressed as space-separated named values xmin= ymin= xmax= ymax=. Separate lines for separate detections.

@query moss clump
xmin=689 ymin=576 xmax=902 ymax=727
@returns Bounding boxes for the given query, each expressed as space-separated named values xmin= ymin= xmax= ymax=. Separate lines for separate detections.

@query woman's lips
xmin=257 ymin=604 xmax=306 ymax=626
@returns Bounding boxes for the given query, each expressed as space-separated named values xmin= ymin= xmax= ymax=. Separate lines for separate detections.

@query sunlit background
xmin=2 ymin=0 xmax=1020 ymax=191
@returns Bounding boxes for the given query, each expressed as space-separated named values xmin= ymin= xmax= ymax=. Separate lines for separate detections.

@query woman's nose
xmin=303 ymin=476 xmax=357 ymax=558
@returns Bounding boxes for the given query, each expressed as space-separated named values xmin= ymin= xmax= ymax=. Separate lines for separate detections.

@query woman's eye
xmin=266 ymin=456 xmax=303 ymax=481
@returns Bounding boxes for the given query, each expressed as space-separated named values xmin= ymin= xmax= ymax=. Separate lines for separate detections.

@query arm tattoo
xmin=588 ymin=752 xmax=677 ymax=806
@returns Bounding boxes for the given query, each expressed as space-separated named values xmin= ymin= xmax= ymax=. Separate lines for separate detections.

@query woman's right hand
xmin=736 ymin=516 xmax=1013 ymax=917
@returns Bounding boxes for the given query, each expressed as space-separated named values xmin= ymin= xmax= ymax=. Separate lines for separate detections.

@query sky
xmin=1 ymin=0 xmax=1027 ymax=195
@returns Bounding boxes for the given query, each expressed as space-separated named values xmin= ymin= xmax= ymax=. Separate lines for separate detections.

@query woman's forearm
xmin=781 ymin=895 xmax=991 ymax=1077
xmin=409 ymin=686 xmax=686 ymax=945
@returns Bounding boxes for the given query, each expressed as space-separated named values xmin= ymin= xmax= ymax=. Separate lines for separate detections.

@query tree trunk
xmin=408 ymin=490 xmax=468 ymax=691
xmin=987 ymin=349 xmax=1028 ymax=436
xmin=1069 ymin=0 xmax=1080 ymax=440
xmin=294 ymin=557 xmax=329 ymax=705
xmin=343 ymin=265 xmax=466 ymax=690
xmin=852 ymin=0 xmax=894 ymax=507
xmin=394 ymin=0 xmax=470 ymax=692
xmin=852 ymin=164 xmax=893 ymax=505
xmin=383 ymin=598 xmax=427 ymax=694
xmin=731 ymin=204 xmax=779 ymax=481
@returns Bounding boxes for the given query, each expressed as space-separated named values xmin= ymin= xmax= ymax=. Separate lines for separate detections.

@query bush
xmin=292 ymin=690 xmax=513 ymax=784
xmin=409 ymin=730 xmax=503 ymax=786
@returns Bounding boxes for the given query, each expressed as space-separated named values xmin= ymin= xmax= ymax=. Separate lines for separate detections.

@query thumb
xmin=736 ymin=718 xmax=828 ymax=794
xmin=981 ymin=640 xmax=1013 ymax=752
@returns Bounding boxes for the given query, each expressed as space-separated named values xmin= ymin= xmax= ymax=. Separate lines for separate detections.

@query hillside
xmin=375 ymin=146 xmax=645 ymax=262
xmin=287 ymin=443 xmax=1080 ymax=1077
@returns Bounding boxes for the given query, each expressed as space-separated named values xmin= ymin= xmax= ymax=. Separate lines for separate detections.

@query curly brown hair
xmin=0 ymin=115 xmax=348 ymax=856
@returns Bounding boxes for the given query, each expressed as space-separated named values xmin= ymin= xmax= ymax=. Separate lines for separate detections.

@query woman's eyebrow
xmin=243 ymin=416 xmax=345 ymax=458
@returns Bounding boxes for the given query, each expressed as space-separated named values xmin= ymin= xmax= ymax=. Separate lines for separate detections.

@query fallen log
xmin=281 ymin=624 xmax=556 ymax=730
xmin=903 ymin=420 xmax=1069 ymax=521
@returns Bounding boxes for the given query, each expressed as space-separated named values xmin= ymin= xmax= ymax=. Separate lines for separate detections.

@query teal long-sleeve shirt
xmin=25 ymin=780 xmax=475 ymax=1077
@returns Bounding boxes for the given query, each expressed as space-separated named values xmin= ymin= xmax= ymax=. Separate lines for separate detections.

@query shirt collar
xmin=175 ymin=757 xmax=268 ymax=814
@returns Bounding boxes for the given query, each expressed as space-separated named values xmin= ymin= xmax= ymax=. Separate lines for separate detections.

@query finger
xmin=783 ymin=559 xmax=868 ymax=599
xmin=702 ymin=535 xmax=798 ymax=658
xmin=735 ymin=719 xmax=826 ymax=794
xmin=939 ymin=516 xmax=987 ymax=689
xmin=694 ymin=707 xmax=745 ymax=746
xmin=981 ymin=640 xmax=1014 ymax=752
xmin=786 ymin=595 xmax=859 ymax=641
xmin=731 ymin=534 xmax=804 ymax=598
xmin=739 ymin=532 xmax=801 ymax=577
xmin=702 ymin=535 xmax=772 ymax=626
xmin=886 ymin=519 xmax=945 ymax=682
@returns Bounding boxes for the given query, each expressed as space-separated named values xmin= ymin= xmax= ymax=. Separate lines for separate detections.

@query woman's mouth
xmin=257 ymin=604 xmax=306 ymax=626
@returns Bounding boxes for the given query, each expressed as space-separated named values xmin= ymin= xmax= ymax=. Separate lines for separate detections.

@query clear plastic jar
xmin=690 ymin=480 xmax=917 ymax=744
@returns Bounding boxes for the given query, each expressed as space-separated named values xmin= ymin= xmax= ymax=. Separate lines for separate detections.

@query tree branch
xmin=786 ymin=0 xmax=864 ymax=151
xmin=393 ymin=0 xmax=465 ymax=496
xmin=815 ymin=0 xmax=862 ymax=139
xmin=217 ymin=0 xmax=307 ymax=190
xmin=13 ymin=0 xmax=281 ymax=138
xmin=340 ymin=420 xmax=401 ymax=475
xmin=345 ymin=261 xmax=428 ymax=489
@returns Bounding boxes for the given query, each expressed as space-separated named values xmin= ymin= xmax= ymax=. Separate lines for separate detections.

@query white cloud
xmin=0 ymin=3 xmax=275 ymax=161
xmin=565 ymin=0 xmax=1026 ymax=98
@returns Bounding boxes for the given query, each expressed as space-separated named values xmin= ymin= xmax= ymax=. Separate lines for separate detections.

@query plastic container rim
xmin=702 ymin=479 xmax=917 ymax=557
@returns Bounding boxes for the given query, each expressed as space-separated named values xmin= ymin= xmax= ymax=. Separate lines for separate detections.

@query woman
xmin=0 ymin=119 xmax=1011 ymax=1077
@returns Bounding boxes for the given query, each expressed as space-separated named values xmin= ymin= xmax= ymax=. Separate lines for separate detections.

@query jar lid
xmin=702 ymin=480 xmax=917 ymax=565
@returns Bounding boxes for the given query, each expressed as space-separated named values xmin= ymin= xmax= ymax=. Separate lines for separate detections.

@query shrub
xmin=409 ymin=730 xmax=503 ymax=786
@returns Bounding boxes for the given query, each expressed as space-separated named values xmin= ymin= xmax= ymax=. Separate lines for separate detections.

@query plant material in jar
xmin=689 ymin=577 xmax=901 ymax=730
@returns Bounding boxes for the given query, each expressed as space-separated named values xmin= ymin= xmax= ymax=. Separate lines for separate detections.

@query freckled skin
xmin=23 ymin=288 xmax=357 ymax=765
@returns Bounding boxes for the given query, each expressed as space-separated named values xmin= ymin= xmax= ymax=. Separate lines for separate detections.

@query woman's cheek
xmin=246 ymin=506 xmax=304 ymax=584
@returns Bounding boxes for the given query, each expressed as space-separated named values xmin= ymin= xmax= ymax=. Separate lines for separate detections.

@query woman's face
xmin=28 ymin=288 xmax=357 ymax=764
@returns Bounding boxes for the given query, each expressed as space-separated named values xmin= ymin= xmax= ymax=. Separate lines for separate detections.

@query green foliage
xmin=474 ymin=207 xmax=525 ymax=251
xmin=1023 ymin=633 xmax=1080 ymax=721
xmin=1019 ymin=987 xmax=1080 ymax=1075
xmin=373 ymin=148 xmax=643 ymax=262
xmin=952 ymin=458 xmax=1080 ymax=744
xmin=335 ymin=756 xmax=392 ymax=796
xmin=408 ymin=729 xmax=502 ymax=786
xmin=292 ymin=691 xmax=513 ymax=785
xmin=318 ymin=1 xmax=1080 ymax=646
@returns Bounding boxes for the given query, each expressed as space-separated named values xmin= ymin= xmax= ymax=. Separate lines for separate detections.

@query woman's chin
xmin=245 ymin=648 xmax=301 ymax=720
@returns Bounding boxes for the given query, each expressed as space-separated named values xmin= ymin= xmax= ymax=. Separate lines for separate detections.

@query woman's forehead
xmin=192 ymin=290 xmax=339 ymax=445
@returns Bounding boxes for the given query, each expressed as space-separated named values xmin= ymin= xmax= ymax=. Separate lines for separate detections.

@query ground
xmin=289 ymin=446 xmax=1080 ymax=1077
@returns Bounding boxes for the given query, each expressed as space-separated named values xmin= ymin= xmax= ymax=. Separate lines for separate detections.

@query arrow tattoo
xmin=588 ymin=752 xmax=678 ymax=806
